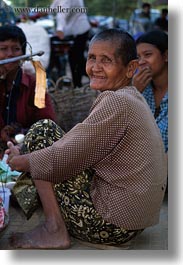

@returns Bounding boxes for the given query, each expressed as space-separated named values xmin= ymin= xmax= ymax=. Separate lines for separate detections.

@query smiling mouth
xmin=91 ymin=75 xmax=106 ymax=79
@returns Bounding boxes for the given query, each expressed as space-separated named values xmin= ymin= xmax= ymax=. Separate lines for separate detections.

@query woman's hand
xmin=5 ymin=141 xmax=30 ymax=172
xmin=132 ymin=67 xmax=152 ymax=93
xmin=55 ymin=30 xmax=64 ymax=40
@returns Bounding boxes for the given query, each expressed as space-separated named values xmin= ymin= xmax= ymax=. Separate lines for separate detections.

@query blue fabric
xmin=142 ymin=84 xmax=168 ymax=152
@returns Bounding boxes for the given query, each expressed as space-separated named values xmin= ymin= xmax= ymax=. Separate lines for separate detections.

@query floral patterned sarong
xmin=12 ymin=119 xmax=143 ymax=245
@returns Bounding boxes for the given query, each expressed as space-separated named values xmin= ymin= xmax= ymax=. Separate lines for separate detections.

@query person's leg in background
xmin=68 ymin=31 xmax=89 ymax=88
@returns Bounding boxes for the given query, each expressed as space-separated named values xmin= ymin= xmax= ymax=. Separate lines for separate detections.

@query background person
xmin=140 ymin=2 xmax=151 ymax=19
xmin=139 ymin=2 xmax=153 ymax=32
xmin=7 ymin=29 xmax=167 ymax=249
xmin=0 ymin=25 xmax=56 ymax=159
xmin=154 ymin=8 xmax=168 ymax=33
xmin=50 ymin=0 xmax=91 ymax=87
xmin=133 ymin=30 xmax=168 ymax=153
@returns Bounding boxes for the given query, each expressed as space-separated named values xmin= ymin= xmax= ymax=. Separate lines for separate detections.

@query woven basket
xmin=48 ymin=76 xmax=99 ymax=132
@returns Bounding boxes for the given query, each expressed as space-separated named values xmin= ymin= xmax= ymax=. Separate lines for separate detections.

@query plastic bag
xmin=0 ymin=157 xmax=21 ymax=183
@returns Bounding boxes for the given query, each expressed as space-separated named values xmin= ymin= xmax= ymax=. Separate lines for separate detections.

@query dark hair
xmin=89 ymin=28 xmax=137 ymax=66
xmin=142 ymin=2 xmax=151 ymax=9
xmin=0 ymin=25 xmax=27 ymax=54
xmin=162 ymin=8 xmax=168 ymax=15
xmin=136 ymin=30 xmax=168 ymax=54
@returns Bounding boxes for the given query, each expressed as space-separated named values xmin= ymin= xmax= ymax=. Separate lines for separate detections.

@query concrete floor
xmin=0 ymin=193 xmax=168 ymax=250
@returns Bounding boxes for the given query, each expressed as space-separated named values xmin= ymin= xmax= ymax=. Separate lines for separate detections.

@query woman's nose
xmin=138 ymin=57 xmax=147 ymax=66
xmin=6 ymin=48 xmax=14 ymax=57
xmin=92 ymin=60 xmax=102 ymax=70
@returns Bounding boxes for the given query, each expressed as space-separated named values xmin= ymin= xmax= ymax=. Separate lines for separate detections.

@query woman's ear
xmin=126 ymin=60 xmax=138 ymax=78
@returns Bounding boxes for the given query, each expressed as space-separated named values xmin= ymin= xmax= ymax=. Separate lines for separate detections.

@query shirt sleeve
xmin=51 ymin=0 xmax=72 ymax=32
xmin=29 ymin=91 xmax=129 ymax=183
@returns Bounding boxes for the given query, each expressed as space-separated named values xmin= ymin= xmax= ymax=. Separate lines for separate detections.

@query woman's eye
xmin=87 ymin=55 xmax=95 ymax=61
xmin=0 ymin=47 xmax=21 ymax=53
xmin=144 ymin=53 xmax=152 ymax=57
xmin=0 ymin=47 xmax=7 ymax=51
xmin=13 ymin=47 xmax=21 ymax=52
xmin=137 ymin=53 xmax=152 ymax=61
xmin=102 ymin=58 xmax=111 ymax=63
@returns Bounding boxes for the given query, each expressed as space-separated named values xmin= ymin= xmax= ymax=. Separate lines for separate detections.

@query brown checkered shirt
xmin=29 ymin=86 xmax=167 ymax=229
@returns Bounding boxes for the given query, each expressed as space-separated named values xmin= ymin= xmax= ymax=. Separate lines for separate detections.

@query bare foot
xmin=10 ymin=223 xmax=71 ymax=249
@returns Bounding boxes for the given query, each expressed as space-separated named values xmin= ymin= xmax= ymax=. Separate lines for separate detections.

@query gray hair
xmin=89 ymin=28 xmax=137 ymax=66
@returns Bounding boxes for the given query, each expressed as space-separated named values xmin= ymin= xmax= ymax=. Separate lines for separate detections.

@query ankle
xmin=44 ymin=219 xmax=60 ymax=233
xmin=45 ymin=216 xmax=68 ymax=234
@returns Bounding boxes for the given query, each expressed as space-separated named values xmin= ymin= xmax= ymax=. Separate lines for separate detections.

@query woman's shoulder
xmin=116 ymin=86 xmax=146 ymax=104
xmin=91 ymin=86 xmax=142 ymax=112
xmin=96 ymin=86 xmax=143 ymax=100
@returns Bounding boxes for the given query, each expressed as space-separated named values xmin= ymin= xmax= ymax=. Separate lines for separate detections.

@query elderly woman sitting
xmin=6 ymin=29 xmax=167 ymax=249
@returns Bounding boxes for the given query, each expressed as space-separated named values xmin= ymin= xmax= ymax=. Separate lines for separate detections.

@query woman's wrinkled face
xmin=0 ymin=39 xmax=23 ymax=74
xmin=86 ymin=40 xmax=129 ymax=91
xmin=137 ymin=43 xmax=168 ymax=78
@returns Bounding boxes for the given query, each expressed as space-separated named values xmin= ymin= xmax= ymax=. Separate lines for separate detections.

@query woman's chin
xmin=90 ymin=81 xmax=104 ymax=91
